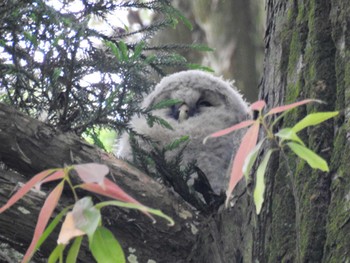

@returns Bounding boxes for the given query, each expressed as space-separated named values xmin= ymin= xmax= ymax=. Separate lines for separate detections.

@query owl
xmin=117 ymin=70 xmax=250 ymax=194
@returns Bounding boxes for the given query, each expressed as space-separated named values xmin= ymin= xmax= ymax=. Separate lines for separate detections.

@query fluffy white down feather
xmin=117 ymin=70 xmax=250 ymax=194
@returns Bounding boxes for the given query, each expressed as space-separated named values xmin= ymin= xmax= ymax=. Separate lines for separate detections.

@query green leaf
xmin=52 ymin=68 xmax=62 ymax=81
xmin=243 ymin=139 xmax=265 ymax=180
xmin=118 ymin=41 xmax=128 ymax=61
xmin=189 ymin=44 xmax=215 ymax=52
xmin=104 ymin=41 xmax=121 ymax=60
xmin=66 ymin=236 xmax=83 ymax=263
xmin=175 ymin=11 xmax=193 ymax=30
xmin=145 ymin=54 xmax=157 ymax=63
xmin=275 ymin=128 xmax=305 ymax=146
xmin=287 ymin=142 xmax=329 ymax=172
xmin=156 ymin=117 xmax=173 ymax=130
xmin=23 ymin=31 xmax=38 ymax=47
xmin=72 ymin=197 xmax=101 ymax=238
xmin=36 ymin=206 xmax=72 ymax=251
xmin=254 ymin=149 xmax=273 ymax=215
xmin=165 ymin=136 xmax=189 ymax=151
xmin=95 ymin=200 xmax=174 ymax=226
xmin=187 ymin=63 xmax=214 ymax=72
xmin=150 ymin=99 xmax=183 ymax=110
xmin=147 ymin=115 xmax=173 ymax=130
xmin=292 ymin=111 xmax=338 ymax=133
xmin=132 ymin=41 xmax=144 ymax=59
xmin=48 ymin=244 xmax=65 ymax=263
xmin=90 ymin=226 xmax=125 ymax=263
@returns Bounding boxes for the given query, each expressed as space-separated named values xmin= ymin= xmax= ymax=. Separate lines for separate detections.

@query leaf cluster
xmin=0 ymin=163 xmax=173 ymax=262
xmin=205 ymin=99 xmax=338 ymax=213
xmin=0 ymin=0 xmax=209 ymax=135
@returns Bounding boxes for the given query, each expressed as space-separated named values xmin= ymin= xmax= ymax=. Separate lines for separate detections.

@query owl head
xmin=142 ymin=70 xmax=249 ymax=126
xmin=117 ymin=70 xmax=250 ymax=196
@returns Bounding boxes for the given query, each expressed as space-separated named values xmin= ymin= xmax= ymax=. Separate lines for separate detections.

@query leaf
xmin=203 ymin=120 xmax=255 ymax=144
xmin=104 ymin=41 xmax=121 ymax=60
xmin=90 ymin=226 xmax=125 ymax=263
xmin=95 ymin=200 xmax=174 ymax=226
xmin=150 ymin=98 xmax=183 ymax=110
xmin=66 ymin=236 xmax=83 ymax=263
xmin=169 ymin=8 xmax=193 ymax=30
xmin=48 ymin=244 xmax=64 ymax=263
xmin=57 ymin=212 xmax=85 ymax=245
xmin=35 ymin=206 xmax=72 ymax=251
xmin=118 ymin=41 xmax=128 ymax=61
xmin=254 ymin=149 xmax=273 ymax=214
xmin=275 ymin=128 xmax=305 ymax=146
xmin=52 ymin=68 xmax=62 ymax=81
xmin=250 ymin=100 xmax=266 ymax=111
xmin=145 ymin=54 xmax=157 ymax=63
xmin=189 ymin=44 xmax=214 ymax=52
xmin=71 ymin=197 xmax=100 ymax=238
xmin=292 ymin=111 xmax=339 ymax=133
xmin=23 ymin=31 xmax=38 ymax=47
xmin=152 ymin=116 xmax=174 ymax=130
xmin=22 ymin=181 xmax=65 ymax=263
xmin=287 ymin=142 xmax=329 ymax=172
xmin=242 ymin=139 xmax=265 ymax=180
xmin=79 ymin=178 xmax=136 ymax=203
xmin=35 ymin=169 xmax=66 ymax=190
xmin=0 ymin=169 xmax=56 ymax=213
xmin=165 ymin=136 xmax=189 ymax=151
xmin=266 ymin=99 xmax=321 ymax=116
xmin=187 ymin=63 xmax=214 ymax=72
xmin=225 ymin=122 xmax=260 ymax=206
xmin=78 ymin=178 xmax=155 ymax=221
xmin=132 ymin=41 xmax=144 ymax=59
xmin=74 ymin=163 xmax=109 ymax=185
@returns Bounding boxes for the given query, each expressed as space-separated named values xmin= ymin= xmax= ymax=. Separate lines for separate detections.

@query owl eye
xmin=197 ymin=100 xmax=212 ymax=107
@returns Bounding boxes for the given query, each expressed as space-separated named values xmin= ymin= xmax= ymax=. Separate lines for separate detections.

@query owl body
xmin=117 ymin=70 xmax=249 ymax=193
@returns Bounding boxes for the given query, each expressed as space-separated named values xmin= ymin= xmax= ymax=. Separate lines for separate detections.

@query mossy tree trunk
xmin=190 ymin=0 xmax=350 ymax=262
xmin=254 ymin=0 xmax=350 ymax=262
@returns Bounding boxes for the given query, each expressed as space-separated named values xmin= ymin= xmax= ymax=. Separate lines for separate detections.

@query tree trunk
xmin=254 ymin=0 xmax=350 ymax=262
xmin=1 ymin=1 xmax=350 ymax=263
xmin=190 ymin=0 xmax=350 ymax=262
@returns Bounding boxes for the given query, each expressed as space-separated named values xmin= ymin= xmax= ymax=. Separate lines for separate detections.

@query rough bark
xmin=0 ymin=103 xmax=198 ymax=262
xmin=187 ymin=0 xmax=350 ymax=262
xmin=255 ymin=0 xmax=350 ymax=262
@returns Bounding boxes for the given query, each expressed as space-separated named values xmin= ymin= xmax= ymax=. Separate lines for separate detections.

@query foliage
xmin=0 ymin=163 xmax=173 ymax=263
xmin=0 ymin=0 xmax=208 ymax=137
xmin=205 ymin=99 xmax=338 ymax=213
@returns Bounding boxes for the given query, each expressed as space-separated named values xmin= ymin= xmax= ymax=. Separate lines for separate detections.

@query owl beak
xmin=178 ymin=103 xmax=190 ymax=123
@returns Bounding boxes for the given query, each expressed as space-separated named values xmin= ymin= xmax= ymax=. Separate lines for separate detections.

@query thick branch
xmin=0 ymin=103 xmax=197 ymax=262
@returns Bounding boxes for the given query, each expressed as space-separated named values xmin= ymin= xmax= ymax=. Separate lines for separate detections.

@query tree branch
xmin=0 ymin=103 xmax=197 ymax=262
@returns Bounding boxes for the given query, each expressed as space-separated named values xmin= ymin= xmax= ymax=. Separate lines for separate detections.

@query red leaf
xmin=22 ymin=181 xmax=64 ymax=263
xmin=204 ymin=120 xmax=255 ymax=144
xmin=0 ymin=169 xmax=56 ymax=213
xmin=80 ymin=178 xmax=140 ymax=204
xmin=79 ymin=178 xmax=153 ymax=219
xmin=266 ymin=99 xmax=321 ymax=115
xmin=225 ymin=122 xmax=260 ymax=206
xmin=74 ymin=163 xmax=109 ymax=185
xmin=250 ymin=100 xmax=266 ymax=111
xmin=34 ymin=170 xmax=65 ymax=191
